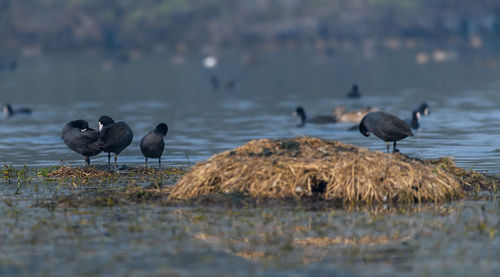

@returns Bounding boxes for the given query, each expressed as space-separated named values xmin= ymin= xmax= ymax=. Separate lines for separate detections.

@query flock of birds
xmin=3 ymin=83 xmax=429 ymax=170
xmin=61 ymin=116 xmax=168 ymax=170
xmin=2 ymin=104 xmax=168 ymax=170
xmin=293 ymin=84 xmax=430 ymax=153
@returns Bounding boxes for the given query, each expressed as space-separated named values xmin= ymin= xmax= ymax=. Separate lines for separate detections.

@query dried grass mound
xmin=428 ymin=157 xmax=498 ymax=192
xmin=170 ymin=137 xmax=464 ymax=203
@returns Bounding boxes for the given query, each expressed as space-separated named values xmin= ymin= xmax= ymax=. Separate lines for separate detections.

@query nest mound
xmin=170 ymin=137 xmax=466 ymax=203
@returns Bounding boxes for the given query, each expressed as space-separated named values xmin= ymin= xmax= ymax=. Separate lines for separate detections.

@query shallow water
xmin=0 ymin=177 xmax=499 ymax=276
xmin=2 ymin=50 xmax=500 ymax=173
xmin=1 ymin=50 xmax=500 ymax=276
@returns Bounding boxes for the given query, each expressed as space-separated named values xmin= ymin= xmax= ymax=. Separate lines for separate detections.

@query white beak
xmin=98 ymin=122 xmax=103 ymax=131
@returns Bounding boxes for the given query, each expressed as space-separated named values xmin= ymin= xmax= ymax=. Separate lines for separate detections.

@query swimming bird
xmin=226 ymin=79 xmax=236 ymax=90
xmin=98 ymin=115 xmax=133 ymax=171
xmin=3 ymin=104 xmax=32 ymax=117
xmin=359 ymin=111 xmax=413 ymax=153
xmin=416 ymin=102 xmax=430 ymax=116
xmin=406 ymin=110 xmax=421 ymax=130
xmin=0 ymin=61 xmax=17 ymax=71
xmin=294 ymin=106 xmax=337 ymax=127
xmin=61 ymin=120 xmax=102 ymax=166
xmin=210 ymin=75 xmax=219 ymax=90
xmin=202 ymin=55 xmax=218 ymax=68
xmin=347 ymin=84 xmax=361 ymax=98
xmin=140 ymin=123 xmax=168 ymax=168
xmin=332 ymin=105 xmax=378 ymax=123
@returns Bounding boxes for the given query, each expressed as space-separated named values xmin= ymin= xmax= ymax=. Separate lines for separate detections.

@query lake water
xmin=2 ymin=50 xmax=500 ymax=173
xmin=1 ymin=50 xmax=500 ymax=276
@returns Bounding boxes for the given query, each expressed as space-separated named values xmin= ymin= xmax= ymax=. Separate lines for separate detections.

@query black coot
xmin=62 ymin=120 xmax=102 ymax=166
xmin=140 ymin=123 xmax=168 ymax=168
xmin=347 ymin=84 xmax=361 ymax=98
xmin=406 ymin=110 xmax=421 ymax=130
xmin=294 ymin=106 xmax=337 ymax=127
xmin=359 ymin=111 xmax=413 ymax=153
xmin=98 ymin=115 xmax=133 ymax=170
xmin=210 ymin=75 xmax=219 ymax=90
xmin=3 ymin=104 xmax=32 ymax=117
xmin=416 ymin=102 xmax=430 ymax=116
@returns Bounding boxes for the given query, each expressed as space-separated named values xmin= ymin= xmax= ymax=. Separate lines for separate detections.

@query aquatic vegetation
xmin=169 ymin=137 xmax=466 ymax=203
xmin=45 ymin=164 xmax=184 ymax=179
xmin=2 ymin=164 xmax=33 ymax=194
xmin=428 ymin=157 xmax=498 ymax=193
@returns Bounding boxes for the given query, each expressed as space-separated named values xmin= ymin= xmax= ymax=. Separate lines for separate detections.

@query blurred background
xmin=1 ymin=0 xmax=500 ymax=53
xmin=1 ymin=0 xmax=500 ymax=172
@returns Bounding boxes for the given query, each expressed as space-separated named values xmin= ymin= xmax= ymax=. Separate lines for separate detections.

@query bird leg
xmin=107 ymin=153 xmax=111 ymax=165
xmin=158 ymin=157 xmax=161 ymax=169
xmin=145 ymin=157 xmax=148 ymax=168
xmin=84 ymin=156 xmax=90 ymax=167
xmin=385 ymin=141 xmax=390 ymax=153
xmin=393 ymin=141 xmax=400 ymax=153
xmin=114 ymin=153 xmax=118 ymax=171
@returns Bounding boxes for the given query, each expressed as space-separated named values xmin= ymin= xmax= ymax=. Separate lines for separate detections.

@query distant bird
xmin=202 ymin=55 xmax=218 ymax=68
xmin=406 ymin=110 xmax=421 ymax=130
xmin=62 ymin=120 xmax=102 ymax=166
xmin=226 ymin=79 xmax=236 ymax=90
xmin=294 ymin=106 xmax=337 ymax=127
xmin=3 ymin=104 xmax=32 ymax=117
xmin=416 ymin=102 xmax=430 ymax=116
xmin=359 ymin=111 xmax=413 ymax=153
xmin=98 ymin=115 xmax=133 ymax=171
xmin=347 ymin=84 xmax=361 ymax=98
xmin=332 ymin=105 xmax=378 ymax=123
xmin=209 ymin=75 xmax=236 ymax=91
xmin=140 ymin=123 xmax=168 ymax=168
xmin=0 ymin=60 xmax=17 ymax=71
xmin=210 ymin=75 xmax=219 ymax=90
xmin=9 ymin=61 xmax=17 ymax=70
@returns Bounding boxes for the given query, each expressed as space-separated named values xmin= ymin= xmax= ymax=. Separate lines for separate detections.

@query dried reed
xmin=169 ymin=137 xmax=465 ymax=203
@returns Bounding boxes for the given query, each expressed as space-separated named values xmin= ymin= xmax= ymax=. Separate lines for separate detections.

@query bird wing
xmin=377 ymin=117 xmax=413 ymax=138
xmin=100 ymin=123 xmax=133 ymax=148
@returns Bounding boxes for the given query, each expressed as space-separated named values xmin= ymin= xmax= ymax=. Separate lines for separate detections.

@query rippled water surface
xmin=2 ymin=50 xmax=500 ymax=172
xmin=1 ymin=50 xmax=500 ymax=276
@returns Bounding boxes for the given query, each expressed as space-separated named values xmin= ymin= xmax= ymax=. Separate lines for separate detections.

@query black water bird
xmin=62 ymin=120 xmax=102 ymax=166
xmin=3 ymin=104 xmax=32 ymax=117
xmin=347 ymin=84 xmax=361 ymax=98
xmin=416 ymin=102 xmax=430 ymax=116
xmin=226 ymin=79 xmax=236 ymax=90
xmin=0 ymin=61 xmax=17 ymax=71
xmin=406 ymin=110 xmax=421 ymax=130
xmin=210 ymin=75 xmax=219 ymax=90
xmin=98 ymin=115 xmax=133 ymax=171
xmin=294 ymin=106 xmax=337 ymax=127
xmin=359 ymin=111 xmax=413 ymax=153
xmin=140 ymin=123 xmax=168 ymax=168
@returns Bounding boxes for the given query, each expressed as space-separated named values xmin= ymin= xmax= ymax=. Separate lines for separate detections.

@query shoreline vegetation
xmin=1 ymin=0 xmax=500 ymax=55
xmin=4 ymin=137 xmax=498 ymax=208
